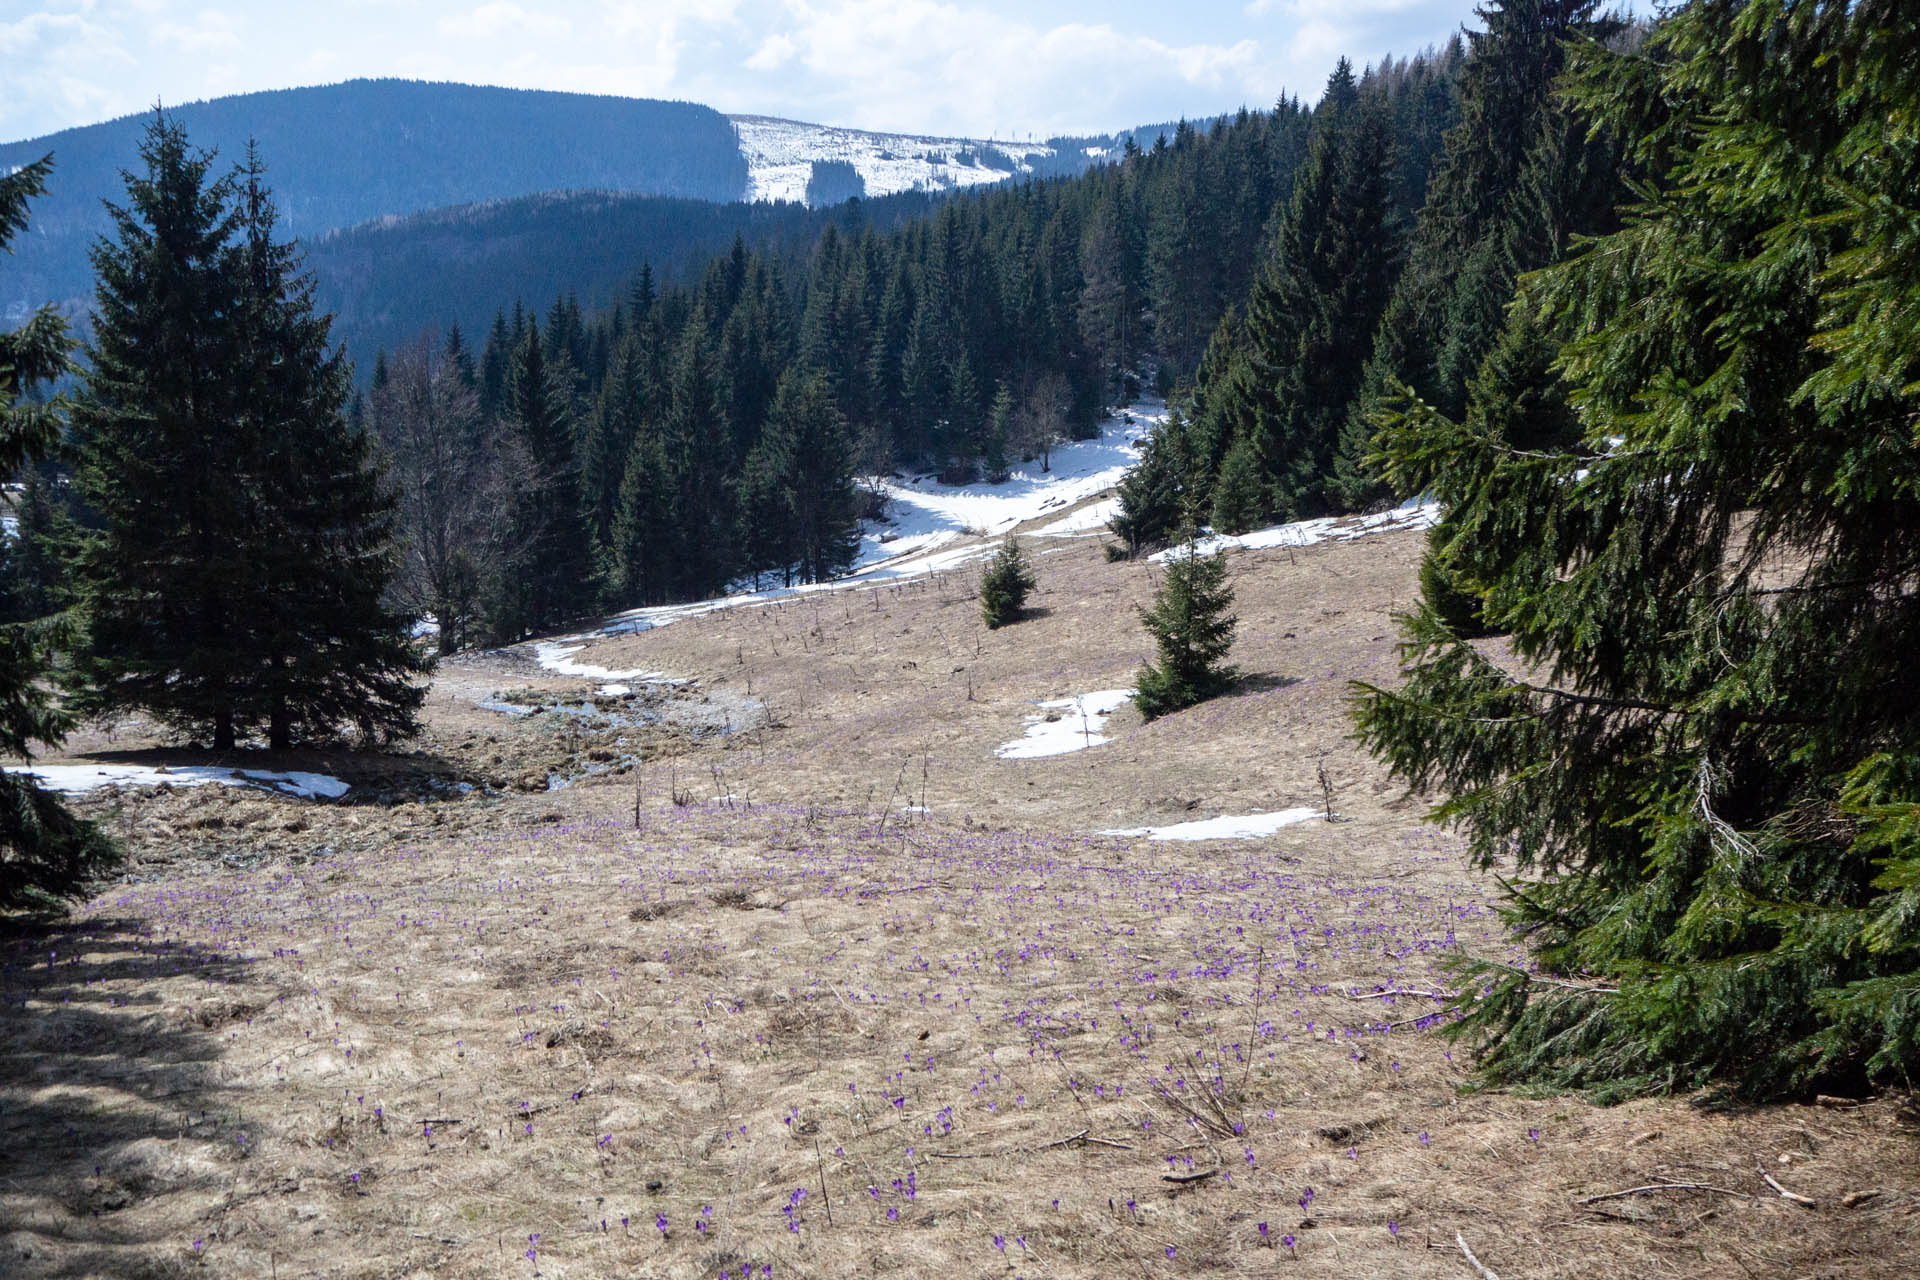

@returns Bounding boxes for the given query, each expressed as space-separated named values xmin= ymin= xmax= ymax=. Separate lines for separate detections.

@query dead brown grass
xmin=3 ymin=515 xmax=1915 ymax=1279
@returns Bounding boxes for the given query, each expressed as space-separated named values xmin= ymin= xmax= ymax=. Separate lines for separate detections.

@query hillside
xmin=0 ymin=80 xmax=749 ymax=317
xmin=303 ymin=190 xmax=934 ymax=384
xmin=728 ymin=115 xmax=1148 ymax=204
xmin=4 ymin=415 xmax=1914 ymax=1278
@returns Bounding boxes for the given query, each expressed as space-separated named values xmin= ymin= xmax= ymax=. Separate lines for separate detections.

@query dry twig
xmin=1455 ymin=1232 xmax=1500 ymax=1280
xmin=1757 ymin=1166 xmax=1817 ymax=1208
xmin=1576 ymin=1181 xmax=1746 ymax=1205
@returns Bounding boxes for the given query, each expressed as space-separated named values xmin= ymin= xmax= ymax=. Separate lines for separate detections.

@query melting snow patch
xmin=531 ymin=641 xmax=678 ymax=684
xmin=1031 ymin=497 xmax=1118 ymax=538
xmin=1098 ymin=808 xmax=1322 ymax=841
xmin=1150 ymin=498 xmax=1440 ymax=562
xmin=995 ymin=689 xmax=1135 ymax=759
xmin=8 ymin=764 xmax=349 ymax=799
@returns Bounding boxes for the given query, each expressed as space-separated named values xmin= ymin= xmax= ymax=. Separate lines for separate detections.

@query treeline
xmin=368 ymin=43 xmax=1465 ymax=644
xmin=307 ymin=187 xmax=945 ymax=380
xmin=1112 ymin=0 xmax=1629 ymax=550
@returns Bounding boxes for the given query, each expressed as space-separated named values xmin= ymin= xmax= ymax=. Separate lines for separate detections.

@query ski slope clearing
xmin=1099 ymin=807 xmax=1322 ymax=840
xmin=527 ymin=403 xmax=1163 ymax=678
xmin=730 ymin=115 xmax=1054 ymax=204
xmin=995 ymin=689 xmax=1136 ymax=759
xmin=1151 ymin=497 xmax=1441 ymax=562
xmin=872 ymin=399 xmax=1159 ymax=553
xmin=7 ymin=763 xmax=349 ymax=799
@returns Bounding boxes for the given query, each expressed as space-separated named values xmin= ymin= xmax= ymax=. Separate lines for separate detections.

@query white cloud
xmin=3 ymin=0 xmax=1486 ymax=146
xmin=744 ymin=32 xmax=796 ymax=71
xmin=437 ymin=2 xmax=572 ymax=41
xmin=153 ymin=8 xmax=243 ymax=53
xmin=748 ymin=0 xmax=1277 ymax=137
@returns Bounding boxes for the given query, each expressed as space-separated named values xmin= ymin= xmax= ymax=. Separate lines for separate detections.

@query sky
xmin=4 ymin=0 xmax=1491 ymax=145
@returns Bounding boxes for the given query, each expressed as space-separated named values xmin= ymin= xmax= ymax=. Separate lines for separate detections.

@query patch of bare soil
xmin=2 ymin=524 xmax=1914 ymax=1279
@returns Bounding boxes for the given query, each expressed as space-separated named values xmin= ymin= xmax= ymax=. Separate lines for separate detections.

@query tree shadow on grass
xmin=49 ymin=742 xmax=476 ymax=807
xmin=0 ymin=914 xmax=259 ymax=1277
xmin=1228 ymin=672 xmax=1301 ymax=697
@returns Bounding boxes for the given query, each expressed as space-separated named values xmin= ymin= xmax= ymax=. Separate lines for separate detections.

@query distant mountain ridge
xmin=3 ymin=78 xmax=1196 ymax=377
xmin=0 ymin=79 xmax=749 ymax=318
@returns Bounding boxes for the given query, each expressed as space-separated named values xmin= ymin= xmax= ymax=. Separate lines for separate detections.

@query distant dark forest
xmin=308 ymin=188 xmax=945 ymax=379
xmin=0 ymin=80 xmax=750 ymax=313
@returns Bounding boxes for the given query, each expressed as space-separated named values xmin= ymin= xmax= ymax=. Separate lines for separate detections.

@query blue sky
xmin=4 ymin=0 xmax=1489 ymax=144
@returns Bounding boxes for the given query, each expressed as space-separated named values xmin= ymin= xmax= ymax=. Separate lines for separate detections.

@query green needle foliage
xmin=1354 ymin=0 xmax=1920 ymax=1099
xmin=0 ymin=155 xmax=117 ymax=911
xmin=1135 ymin=535 xmax=1237 ymax=720
xmin=979 ymin=536 xmax=1036 ymax=630
xmin=69 ymin=115 xmax=427 ymax=750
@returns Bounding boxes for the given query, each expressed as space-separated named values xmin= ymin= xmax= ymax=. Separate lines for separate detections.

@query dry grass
xmin=3 ymin=516 xmax=1916 ymax=1279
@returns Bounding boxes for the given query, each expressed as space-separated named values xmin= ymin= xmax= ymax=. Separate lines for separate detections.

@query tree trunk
xmin=213 ymin=710 xmax=235 ymax=752
xmin=269 ymin=701 xmax=291 ymax=752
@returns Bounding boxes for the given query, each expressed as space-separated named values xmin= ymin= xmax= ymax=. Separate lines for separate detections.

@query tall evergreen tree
xmin=483 ymin=324 xmax=594 ymax=639
xmin=0 ymin=153 xmax=117 ymax=911
xmin=227 ymin=145 xmax=427 ymax=747
xmin=1355 ymin=0 xmax=1920 ymax=1098
xmin=610 ymin=418 xmax=673 ymax=605
xmin=766 ymin=371 xmax=860 ymax=584
xmin=69 ymin=120 xmax=425 ymax=749
xmin=1241 ymin=63 xmax=1402 ymax=517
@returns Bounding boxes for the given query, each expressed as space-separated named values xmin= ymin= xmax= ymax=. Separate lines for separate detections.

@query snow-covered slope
xmin=729 ymin=115 xmax=1058 ymax=204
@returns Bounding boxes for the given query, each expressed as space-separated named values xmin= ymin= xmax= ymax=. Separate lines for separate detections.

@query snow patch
xmin=1031 ymin=497 xmax=1119 ymax=538
xmin=995 ymin=689 xmax=1136 ymax=759
xmin=874 ymin=402 xmax=1159 ymax=550
xmin=730 ymin=115 xmax=1056 ymax=205
xmin=8 ymin=764 xmax=349 ymax=799
xmin=1150 ymin=498 xmax=1441 ymax=562
xmin=1098 ymin=807 xmax=1322 ymax=841
xmin=531 ymin=641 xmax=678 ymax=684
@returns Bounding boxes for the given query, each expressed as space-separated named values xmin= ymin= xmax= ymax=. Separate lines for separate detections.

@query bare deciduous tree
xmin=369 ymin=335 xmax=503 ymax=655
xmin=1012 ymin=372 xmax=1071 ymax=473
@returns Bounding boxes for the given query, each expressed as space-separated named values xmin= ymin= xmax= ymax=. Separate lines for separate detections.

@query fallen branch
xmin=1758 ymin=1166 xmax=1817 ymax=1208
xmin=1576 ymin=1181 xmax=1746 ymax=1205
xmin=1349 ymin=990 xmax=1443 ymax=1001
xmin=929 ymin=1128 xmax=1134 ymax=1160
xmin=1161 ymin=1166 xmax=1219 ymax=1185
xmin=1456 ymin=1232 xmax=1500 ymax=1280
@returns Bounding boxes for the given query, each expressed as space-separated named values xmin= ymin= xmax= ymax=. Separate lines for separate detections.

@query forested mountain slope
xmin=0 ymin=80 xmax=750 ymax=316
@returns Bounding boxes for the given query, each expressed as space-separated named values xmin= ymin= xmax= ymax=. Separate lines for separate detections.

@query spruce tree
xmin=0 ymin=154 xmax=117 ymax=911
xmin=483 ymin=324 xmax=593 ymax=639
xmin=983 ymin=383 xmax=1012 ymax=483
xmin=227 ymin=145 xmax=427 ymax=747
xmin=979 ymin=536 xmax=1036 ymax=629
xmin=1209 ymin=437 xmax=1265 ymax=536
xmin=767 ymin=371 xmax=859 ymax=584
xmin=69 ymin=121 xmax=426 ymax=749
xmin=1134 ymin=535 xmax=1237 ymax=720
xmin=611 ymin=420 xmax=673 ymax=605
xmin=1108 ymin=409 xmax=1193 ymax=556
xmin=1214 ymin=61 xmax=1402 ymax=519
xmin=1355 ymin=0 xmax=1920 ymax=1098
